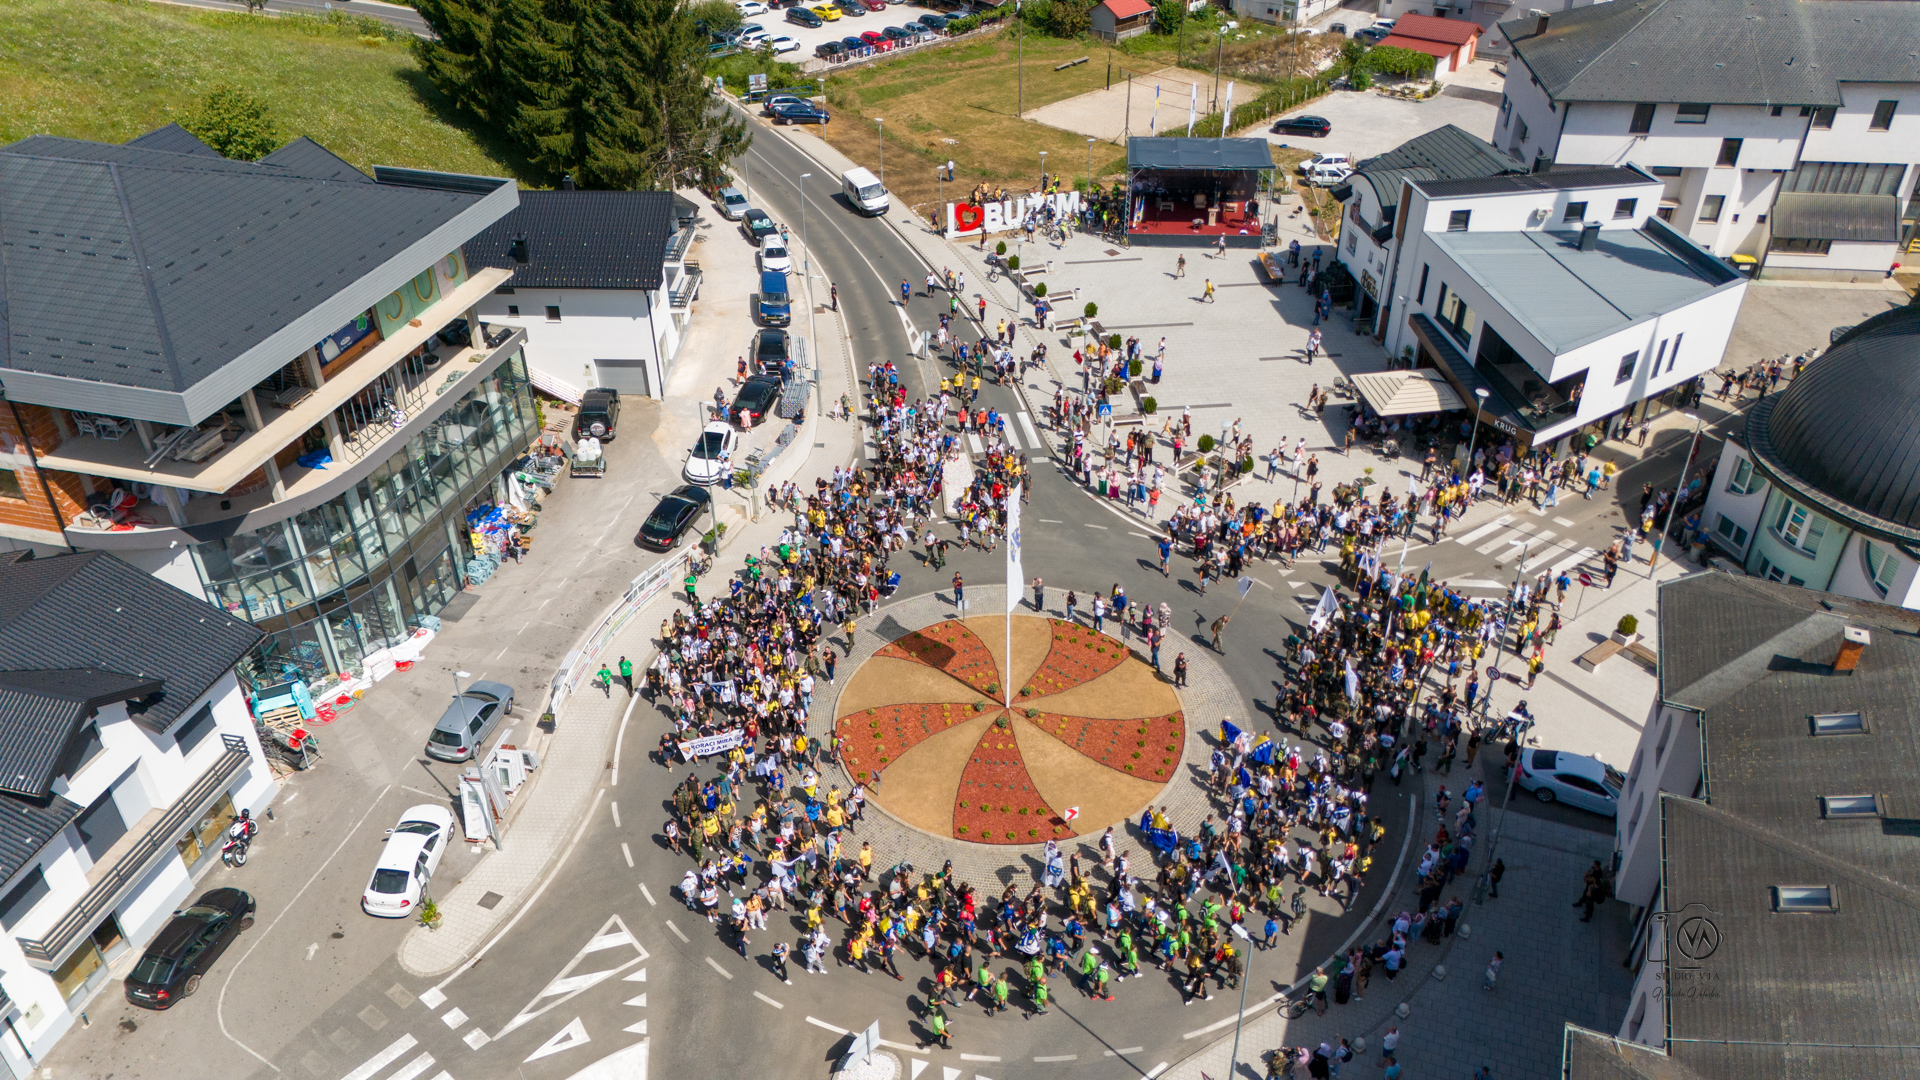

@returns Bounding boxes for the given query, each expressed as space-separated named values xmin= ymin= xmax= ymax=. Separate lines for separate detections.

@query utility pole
xmin=875 ymin=117 xmax=884 ymax=185
xmin=1017 ymin=0 xmax=1025 ymax=119
xmin=1124 ymin=72 xmax=1133 ymax=139
xmin=1213 ymin=27 xmax=1225 ymax=112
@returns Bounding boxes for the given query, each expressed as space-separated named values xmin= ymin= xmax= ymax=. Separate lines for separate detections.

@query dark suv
xmin=125 ymin=888 xmax=256 ymax=1009
xmin=577 ymin=388 xmax=621 ymax=440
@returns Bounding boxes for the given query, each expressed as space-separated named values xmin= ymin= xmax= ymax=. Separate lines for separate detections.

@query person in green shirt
xmin=1029 ymin=976 xmax=1050 ymax=1016
xmin=1309 ymin=965 xmax=1330 ymax=1015
xmin=595 ymin=665 xmax=613 ymax=698
xmin=923 ymin=1008 xmax=951 ymax=1050
xmin=1079 ymin=949 xmax=1100 ymax=994
xmin=1094 ymin=962 xmax=1114 ymax=1001
xmin=990 ymin=974 xmax=1011 ymax=1014
xmin=618 ymin=656 xmax=634 ymax=696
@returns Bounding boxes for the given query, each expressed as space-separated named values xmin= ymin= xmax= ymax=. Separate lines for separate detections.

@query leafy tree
xmin=689 ymin=0 xmax=743 ymax=37
xmin=1338 ymin=37 xmax=1367 ymax=71
xmin=1363 ymin=44 xmax=1436 ymax=78
xmin=1153 ymin=0 xmax=1185 ymax=34
xmin=1048 ymin=0 xmax=1092 ymax=37
xmin=182 ymin=85 xmax=279 ymax=160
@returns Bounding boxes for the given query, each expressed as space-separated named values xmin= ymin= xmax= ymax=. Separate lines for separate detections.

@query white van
xmin=842 ymin=167 xmax=889 ymax=215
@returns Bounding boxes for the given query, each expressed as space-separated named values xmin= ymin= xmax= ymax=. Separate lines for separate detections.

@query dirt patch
xmin=1025 ymin=66 xmax=1219 ymax=143
xmin=959 ymin=614 xmax=1056 ymax=699
xmin=835 ymin=656 xmax=983 ymax=718
xmin=1027 ymin=654 xmax=1178 ymax=718
xmin=1014 ymin=719 xmax=1165 ymax=835
xmin=869 ymin=711 xmax=997 ymax=837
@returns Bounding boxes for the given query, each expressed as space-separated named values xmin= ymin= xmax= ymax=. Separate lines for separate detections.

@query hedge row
xmin=1162 ymin=74 xmax=1334 ymax=139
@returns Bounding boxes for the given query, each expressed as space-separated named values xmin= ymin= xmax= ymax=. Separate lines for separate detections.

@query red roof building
xmin=1377 ymin=13 xmax=1482 ymax=79
xmin=1093 ymin=0 xmax=1155 ymax=42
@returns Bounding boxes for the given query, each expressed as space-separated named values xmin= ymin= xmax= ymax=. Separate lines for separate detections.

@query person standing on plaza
xmin=1483 ymin=950 xmax=1504 ymax=990
xmin=1306 ymin=327 xmax=1322 ymax=364
xmin=1176 ymin=254 xmax=1187 ymax=278
xmin=1203 ymin=278 xmax=1216 ymax=302
xmin=952 ymin=572 xmax=966 ymax=612
xmin=618 ymin=655 xmax=634 ymax=696
xmin=1489 ymin=858 xmax=1506 ymax=898
xmin=1033 ymin=576 xmax=1046 ymax=612
xmin=1211 ymin=614 xmax=1230 ymax=652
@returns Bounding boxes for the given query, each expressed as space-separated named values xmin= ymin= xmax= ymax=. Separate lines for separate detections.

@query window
xmin=1514 ymin=117 xmax=1529 ymax=145
xmin=1615 ymin=352 xmax=1639 ymax=385
xmin=1771 ymin=885 xmax=1834 ymax=913
xmin=76 ymin=790 xmax=129 ymax=863
xmin=1863 ymin=540 xmax=1900 ymax=596
xmin=495 ymin=286 xmax=515 ymax=294
xmin=1668 ymin=333 xmax=1683 ymax=373
xmin=0 ymin=470 xmax=21 ymax=500
xmin=1656 ymin=207 xmax=1675 ymax=223
xmin=1821 ymin=794 xmax=1880 ymax=819
xmin=1811 ymin=106 xmax=1836 ymax=129
xmin=1447 ymin=210 xmax=1472 ymax=232
xmin=1783 ymin=161 xmax=1906 ymax=196
xmin=1649 ymin=166 xmax=1683 ymax=177
xmin=1716 ymin=138 xmax=1742 ymax=167
xmin=1613 ymin=198 xmax=1638 ymax=219
xmin=1651 ymin=339 xmax=1668 ymax=376
xmin=506 ymin=305 xmax=520 ymax=317
xmin=1799 ymin=106 xmax=1812 ymax=117
xmin=173 ymin=703 xmax=218 ymax=756
xmin=1770 ymin=237 xmax=1832 ymax=255
xmin=544 ymin=306 xmax=562 ymax=322
xmin=1416 ymin=264 xmax=1430 ymax=304
xmin=1500 ymin=95 xmax=1511 ymax=119
xmin=1870 ymin=99 xmax=1898 ymax=131
xmin=1769 ymin=105 xmax=1783 ymax=118
xmin=1810 ymin=711 xmax=1866 ymax=736
xmin=1699 ymin=195 xmax=1724 ymax=223
xmin=1562 ymin=202 xmax=1587 ymax=222
xmin=1676 ymin=103 xmax=1710 ymax=124
xmin=1714 ymin=513 xmax=1750 ymax=548
xmin=1629 ymin=103 xmax=1656 ymax=134
xmin=1435 ymin=284 xmax=1478 ymax=345
xmin=0 ymin=868 xmax=48 ymax=930
xmin=1726 ymin=457 xmax=1756 ymax=495
xmin=1773 ymin=498 xmax=1827 ymax=552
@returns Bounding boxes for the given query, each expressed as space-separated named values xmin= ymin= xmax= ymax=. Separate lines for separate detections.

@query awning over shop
xmin=1351 ymin=369 xmax=1467 ymax=416
xmin=1770 ymin=192 xmax=1899 ymax=242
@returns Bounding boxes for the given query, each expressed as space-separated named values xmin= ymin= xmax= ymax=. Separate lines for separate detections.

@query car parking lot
xmin=732 ymin=0 xmax=954 ymax=66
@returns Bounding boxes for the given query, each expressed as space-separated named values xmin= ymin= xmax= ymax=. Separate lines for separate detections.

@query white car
xmin=1304 ymin=161 xmax=1353 ymax=187
xmin=768 ymin=34 xmax=801 ymax=53
xmin=1298 ymin=151 xmax=1353 ymax=174
xmin=759 ymin=236 xmax=793 ymax=274
xmin=1515 ymin=749 xmax=1624 ymax=817
xmin=736 ymin=21 xmax=769 ymax=44
xmin=736 ymin=0 xmax=768 ymax=13
xmin=362 ymin=805 xmax=455 ymax=917
xmin=684 ymin=422 xmax=741 ymax=486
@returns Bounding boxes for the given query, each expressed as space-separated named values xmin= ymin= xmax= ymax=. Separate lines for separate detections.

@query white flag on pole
xmin=1344 ymin=657 xmax=1361 ymax=702
xmin=1187 ymin=84 xmax=1199 ymax=136
xmin=1005 ymin=480 xmax=1024 ymax=613
xmin=1309 ymin=585 xmax=1339 ymax=632
xmin=1223 ymin=81 xmax=1236 ymax=135
xmin=1151 ymin=84 xmax=1161 ymax=132
xmin=1237 ymin=575 xmax=1255 ymax=599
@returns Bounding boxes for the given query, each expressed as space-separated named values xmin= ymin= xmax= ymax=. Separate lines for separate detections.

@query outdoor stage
xmin=1125 ymin=136 xmax=1274 ymax=249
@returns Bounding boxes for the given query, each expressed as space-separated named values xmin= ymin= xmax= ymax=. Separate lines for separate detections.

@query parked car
xmin=1356 ymin=24 xmax=1389 ymax=43
xmin=788 ymin=5 xmax=824 ymax=25
xmin=743 ymin=208 xmax=778 ymax=243
xmin=835 ymin=0 xmax=866 ymax=15
xmin=576 ymin=387 xmax=620 ymax=439
xmin=423 ymin=680 xmax=516 ymax=762
xmin=1516 ymin=749 xmax=1624 ymax=817
xmin=917 ymin=13 xmax=949 ymax=28
xmin=860 ymin=0 xmax=887 ymax=9
xmin=769 ymin=34 xmax=801 ymax=52
xmin=771 ymin=100 xmax=831 ymax=124
xmin=732 ymin=375 xmax=783 ymax=428
xmin=811 ymin=3 xmax=841 ymax=19
xmin=683 ymin=422 xmax=741 ymax=485
xmin=736 ymin=0 xmax=768 ymax=13
xmin=882 ymin=24 xmax=915 ymax=41
xmin=1271 ymin=114 xmax=1332 ymax=137
xmin=759 ymin=236 xmax=793 ymax=274
xmin=736 ymin=21 xmax=769 ymax=43
xmin=1303 ymin=160 xmax=1352 ymax=186
xmin=841 ymin=34 xmax=867 ymax=52
xmin=1328 ymin=21 xmax=1348 ymax=34
xmin=362 ymin=805 xmax=455 ymax=918
xmin=637 ymin=485 xmax=712 ymax=550
xmin=815 ymin=38 xmax=847 ymax=57
xmin=752 ymin=327 xmax=792 ymax=376
xmin=124 ymin=889 xmax=255 ymax=1009
xmin=860 ymin=29 xmax=887 ymax=47
xmin=761 ymin=93 xmax=806 ymax=115
xmin=1299 ymin=151 xmax=1353 ymax=172
xmin=717 ymin=185 xmax=751 ymax=219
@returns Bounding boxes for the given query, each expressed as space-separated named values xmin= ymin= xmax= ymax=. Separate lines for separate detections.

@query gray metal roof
xmin=122 ymin=123 xmax=221 ymax=158
xmin=0 ymin=795 xmax=80 ymax=895
xmin=1350 ymin=124 xmax=1518 ymax=209
xmin=0 ymin=130 xmax=517 ymax=425
xmin=0 ymin=670 xmax=162 ymax=799
xmin=466 ymin=191 xmax=673 ymax=291
xmin=1127 ymin=137 xmax=1275 ymax=171
xmin=1744 ymin=306 xmax=1920 ymax=538
xmin=1501 ymin=0 xmax=1920 ymax=107
xmin=258 ymin=137 xmax=375 ymax=184
xmin=1769 ymin=192 xmax=1900 ymax=243
xmin=1414 ymin=165 xmax=1649 ymax=199
xmin=1424 ymin=223 xmax=1730 ymax=355
xmin=1562 ymin=1025 xmax=1706 ymax=1080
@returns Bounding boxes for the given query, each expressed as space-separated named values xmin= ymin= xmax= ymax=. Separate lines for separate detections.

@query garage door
xmin=593 ymin=358 xmax=652 ymax=397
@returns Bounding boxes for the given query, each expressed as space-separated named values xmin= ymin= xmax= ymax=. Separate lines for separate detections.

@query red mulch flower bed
xmin=952 ymin=715 xmax=1071 ymax=844
xmin=837 ymin=701 xmax=990 ymax=783
xmin=877 ymin=622 xmax=1002 ymax=695
xmin=1023 ymin=710 xmax=1186 ymax=781
xmin=1020 ymin=618 xmax=1131 ymax=698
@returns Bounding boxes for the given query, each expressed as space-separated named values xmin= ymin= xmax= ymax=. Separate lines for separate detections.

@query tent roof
xmin=1127 ymin=138 xmax=1275 ymax=171
xmin=1352 ymin=369 xmax=1466 ymax=416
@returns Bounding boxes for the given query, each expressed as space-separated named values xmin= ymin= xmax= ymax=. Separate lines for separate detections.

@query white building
xmin=0 ymin=552 xmax=276 ymax=1076
xmin=1494 ymin=0 xmax=1920 ymax=281
xmin=1230 ymin=0 xmax=1342 ymax=28
xmin=1698 ymin=306 xmax=1920 ymax=608
xmin=1373 ymin=165 xmax=1747 ymax=455
xmin=469 ymin=191 xmax=699 ymax=402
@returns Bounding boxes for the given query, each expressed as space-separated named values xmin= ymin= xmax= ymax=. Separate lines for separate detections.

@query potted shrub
xmin=1198 ymin=434 xmax=1217 ymax=453
xmin=1033 ymin=282 xmax=1047 ymax=297
xmin=1129 ymin=358 xmax=1143 ymax=377
xmin=1083 ymin=301 xmax=1098 ymax=320
xmin=1007 ymin=255 xmax=1020 ymax=271
xmin=1143 ymin=397 xmax=1158 ymax=414
xmin=996 ymin=240 xmax=1007 ymax=258
xmin=1613 ymin=614 xmax=1639 ymax=645
xmin=1108 ymin=333 xmax=1123 ymax=350
xmin=418 ymin=897 xmax=443 ymax=930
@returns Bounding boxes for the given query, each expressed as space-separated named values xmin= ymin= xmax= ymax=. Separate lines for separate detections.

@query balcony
xmin=36 ymin=267 xmax=513 ymax=495
xmin=16 ymin=736 xmax=252 ymax=970
xmin=1479 ymin=358 xmax=1581 ymax=427
xmin=670 ymin=262 xmax=703 ymax=312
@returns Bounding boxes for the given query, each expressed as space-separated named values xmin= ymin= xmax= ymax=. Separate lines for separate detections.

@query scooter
xmin=221 ymin=810 xmax=258 ymax=867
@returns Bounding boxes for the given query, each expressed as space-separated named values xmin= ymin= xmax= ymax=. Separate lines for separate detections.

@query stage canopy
xmin=1127 ymin=138 xmax=1275 ymax=172
xmin=1351 ymin=369 xmax=1467 ymax=416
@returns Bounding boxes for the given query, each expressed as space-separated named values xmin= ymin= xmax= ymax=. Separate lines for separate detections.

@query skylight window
xmin=1809 ymin=712 xmax=1865 ymax=736
xmin=1771 ymin=885 xmax=1834 ymax=913
xmin=1821 ymin=795 xmax=1880 ymax=819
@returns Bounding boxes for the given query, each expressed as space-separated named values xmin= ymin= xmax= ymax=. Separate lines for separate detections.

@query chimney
xmin=509 ymin=233 xmax=531 ymax=264
xmin=1531 ymin=10 xmax=1549 ymax=35
xmin=561 ymin=173 xmax=576 ymax=191
xmin=1578 ymin=222 xmax=1600 ymax=251
xmin=1833 ymin=626 xmax=1871 ymax=674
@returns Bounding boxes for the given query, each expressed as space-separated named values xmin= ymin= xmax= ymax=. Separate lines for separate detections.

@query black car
xmin=787 ymin=5 xmax=823 ymax=25
xmin=637 ymin=484 xmax=712 ymax=551
xmin=1271 ymin=115 xmax=1332 ymax=138
xmin=881 ymin=24 xmax=915 ymax=41
xmin=125 ymin=889 xmax=255 ymax=1009
xmin=917 ymin=13 xmax=949 ymax=29
xmin=731 ymin=375 xmax=783 ymax=428
xmin=815 ymin=39 xmax=846 ymax=58
xmin=743 ymin=208 xmax=779 ymax=243
xmin=753 ymin=328 xmax=792 ymax=376
xmin=1357 ymin=25 xmax=1389 ymax=43
xmin=576 ymin=387 xmax=621 ymax=439
xmin=834 ymin=0 xmax=865 ymax=15
xmin=771 ymin=101 xmax=831 ymax=125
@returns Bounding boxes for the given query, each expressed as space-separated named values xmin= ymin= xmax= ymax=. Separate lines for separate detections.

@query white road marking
xmin=388 ymin=1053 xmax=436 ymax=1080
xmin=960 ymin=1053 xmax=1001 ymax=1062
xmin=462 ymin=1029 xmax=490 ymax=1050
xmin=418 ymin=987 xmax=447 ymax=1009
xmin=1033 ymin=1054 xmax=1077 ymax=1062
xmin=1085 ymin=523 xmax=1108 ymax=529
xmin=966 ymin=433 xmax=982 ymax=455
xmin=1551 ymin=547 xmax=1597 ymax=575
xmin=305 ymin=943 xmax=318 ymax=961
xmin=754 ymin=991 xmax=786 ymax=1009
xmin=625 ymin=968 xmax=647 ymax=981
xmin=706 ymin=956 xmax=735 ymax=979
xmin=1552 ymin=516 xmax=1577 ymax=526
xmin=525 ymin=1017 xmax=590 ymax=1063
xmin=439 ymin=1007 xmax=467 ymax=1029
xmin=1039 ymin=519 xmax=1064 ymax=523
xmin=1522 ymin=541 xmax=1575 ymax=573
xmin=1492 ymin=528 xmax=1553 ymax=561
xmin=1018 ymin=412 xmax=1042 ymax=447
xmin=495 ymin=915 xmax=648 ymax=1039
xmin=610 ymin=802 xmax=621 ymax=828
xmin=639 ymin=884 xmax=656 ymax=906
xmin=1130 ymin=531 xmax=1153 ymax=538
xmin=1454 ymin=516 xmax=1512 ymax=545
xmin=622 ymin=843 xmax=634 ymax=867
xmin=625 ymin=994 xmax=647 ymax=1007
xmin=1182 ymin=993 xmax=1283 ymax=1038
xmin=807 ymin=1016 xmax=849 ymax=1034
xmin=1148 ymin=1063 xmax=1170 ymax=1078
xmin=338 ymin=1035 xmax=417 ymax=1080
xmin=1105 ymin=1047 xmax=1146 ymax=1056
xmin=666 ymin=920 xmax=689 ymax=942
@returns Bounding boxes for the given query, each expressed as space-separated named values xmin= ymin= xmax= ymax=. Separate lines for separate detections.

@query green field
xmin=0 ymin=0 xmax=521 ymax=177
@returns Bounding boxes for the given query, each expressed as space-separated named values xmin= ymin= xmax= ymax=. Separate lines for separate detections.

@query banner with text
xmin=681 ymin=728 xmax=747 ymax=759
xmin=946 ymin=191 xmax=1084 ymax=238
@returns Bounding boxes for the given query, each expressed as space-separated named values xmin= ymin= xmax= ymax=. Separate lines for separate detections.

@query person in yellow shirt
xmin=859 ymin=841 xmax=874 ymax=879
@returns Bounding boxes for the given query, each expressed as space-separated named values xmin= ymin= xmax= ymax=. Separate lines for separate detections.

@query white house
xmin=469 ymin=190 xmax=698 ymax=402
xmin=0 ymin=552 xmax=277 ymax=1076
xmin=1494 ymin=0 xmax=1920 ymax=280
xmin=1376 ymin=165 xmax=1747 ymax=456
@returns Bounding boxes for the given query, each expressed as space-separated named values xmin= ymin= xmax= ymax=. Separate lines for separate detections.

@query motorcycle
xmin=221 ymin=810 xmax=259 ymax=867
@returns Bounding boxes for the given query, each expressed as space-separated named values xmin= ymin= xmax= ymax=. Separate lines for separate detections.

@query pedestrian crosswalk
xmin=1455 ymin=514 xmax=1600 ymax=578
xmin=962 ymin=413 xmax=1045 ymax=457
xmin=338 ymin=1035 xmax=454 ymax=1080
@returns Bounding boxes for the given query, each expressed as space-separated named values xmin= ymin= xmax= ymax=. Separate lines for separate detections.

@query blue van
xmin=757 ymin=269 xmax=791 ymax=327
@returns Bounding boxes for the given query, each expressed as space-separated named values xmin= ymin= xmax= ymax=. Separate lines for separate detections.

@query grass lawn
xmin=0 ymin=0 xmax=522 ymax=178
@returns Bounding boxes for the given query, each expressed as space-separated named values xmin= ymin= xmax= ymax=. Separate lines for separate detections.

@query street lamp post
xmin=1086 ymin=137 xmax=1096 ymax=194
xmin=1465 ymin=386 xmax=1489 ymax=472
xmin=452 ymin=669 xmax=471 ymax=700
xmin=1475 ymin=708 xmax=1536 ymax=904
xmin=1227 ymin=924 xmax=1254 ymax=1080
xmin=875 ymin=118 xmax=885 ymax=186
xmin=796 ymin=171 xmax=812 ymax=276
xmin=1017 ymin=0 xmax=1025 ymax=118
xmin=1649 ymin=412 xmax=1703 ymax=574
xmin=1039 ymin=150 xmax=1047 ymax=190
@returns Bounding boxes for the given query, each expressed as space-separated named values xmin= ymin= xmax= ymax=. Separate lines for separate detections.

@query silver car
xmin=1516 ymin=749 xmax=1623 ymax=817
xmin=424 ymin=681 xmax=516 ymax=762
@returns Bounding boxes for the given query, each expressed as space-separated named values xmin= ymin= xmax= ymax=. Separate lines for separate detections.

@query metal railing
xmin=670 ymin=264 xmax=703 ymax=310
xmin=332 ymin=349 xmax=440 ymax=465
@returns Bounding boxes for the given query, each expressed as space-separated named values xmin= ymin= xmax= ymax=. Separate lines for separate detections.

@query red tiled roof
xmin=1389 ymin=13 xmax=1481 ymax=46
xmin=1378 ymin=34 xmax=1459 ymax=58
xmin=1100 ymin=0 xmax=1154 ymax=19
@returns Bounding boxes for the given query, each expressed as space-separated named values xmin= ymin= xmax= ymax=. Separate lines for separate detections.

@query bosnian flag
xmin=1006 ymin=479 xmax=1024 ymax=613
